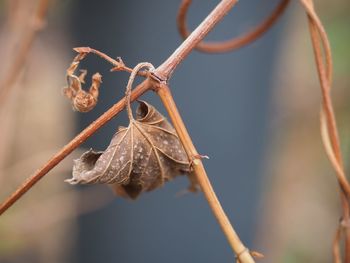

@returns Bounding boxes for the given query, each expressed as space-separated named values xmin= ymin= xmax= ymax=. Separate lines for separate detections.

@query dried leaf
xmin=66 ymin=101 xmax=190 ymax=199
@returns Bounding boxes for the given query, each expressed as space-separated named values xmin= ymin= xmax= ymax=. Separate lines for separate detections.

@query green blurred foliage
xmin=327 ymin=17 xmax=350 ymax=77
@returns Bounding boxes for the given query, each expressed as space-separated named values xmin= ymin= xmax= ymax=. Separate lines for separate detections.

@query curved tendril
xmin=125 ymin=62 xmax=155 ymax=121
xmin=177 ymin=0 xmax=290 ymax=53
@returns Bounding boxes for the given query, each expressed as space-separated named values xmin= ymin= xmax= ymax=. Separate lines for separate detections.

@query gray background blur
xmin=69 ymin=1 xmax=288 ymax=262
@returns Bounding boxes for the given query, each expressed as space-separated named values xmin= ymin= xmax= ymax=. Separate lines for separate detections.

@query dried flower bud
xmin=63 ymin=51 xmax=102 ymax=112
xmin=71 ymin=89 xmax=97 ymax=112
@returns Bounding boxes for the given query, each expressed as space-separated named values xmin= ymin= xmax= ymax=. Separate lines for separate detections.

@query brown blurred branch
xmin=300 ymin=0 xmax=350 ymax=262
xmin=0 ymin=0 xmax=49 ymax=108
xmin=177 ymin=0 xmax=290 ymax=53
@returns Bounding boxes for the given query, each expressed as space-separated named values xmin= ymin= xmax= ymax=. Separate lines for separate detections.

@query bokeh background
xmin=0 ymin=0 xmax=349 ymax=262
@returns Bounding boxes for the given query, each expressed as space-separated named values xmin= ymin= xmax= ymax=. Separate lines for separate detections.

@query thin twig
xmin=333 ymin=225 xmax=342 ymax=263
xmin=156 ymin=83 xmax=255 ymax=263
xmin=156 ymin=0 xmax=239 ymax=80
xmin=73 ymin=47 xmax=148 ymax=77
xmin=299 ymin=0 xmax=350 ymax=262
xmin=0 ymin=0 xmax=49 ymax=108
xmin=177 ymin=0 xmax=290 ymax=53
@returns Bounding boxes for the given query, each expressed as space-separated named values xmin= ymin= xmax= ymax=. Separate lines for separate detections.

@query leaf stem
xmin=73 ymin=47 xmax=149 ymax=77
xmin=124 ymin=63 xmax=155 ymax=121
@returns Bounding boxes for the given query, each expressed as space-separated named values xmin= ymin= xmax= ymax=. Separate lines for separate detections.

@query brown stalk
xmin=177 ymin=0 xmax=290 ymax=53
xmin=0 ymin=0 xmax=49 ymax=108
xmin=73 ymin=47 xmax=148 ymax=77
xmin=155 ymin=83 xmax=255 ymax=263
xmin=333 ymin=225 xmax=342 ymax=263
xmin=300 ymin=0 xmax=350 ymax=262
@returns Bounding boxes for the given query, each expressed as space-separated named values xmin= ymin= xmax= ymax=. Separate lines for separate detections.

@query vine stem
xmin=177 ymin=0 xmax=290 ymax=53
xmin=156 ymin=83 xmax=255 ymax=263
xmin=300 ymin=0 xmax=350 ymax=262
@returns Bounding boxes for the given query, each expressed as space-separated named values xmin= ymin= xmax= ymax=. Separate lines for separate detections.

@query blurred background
xmin=0 ymin=0 xmax=349 ymax=262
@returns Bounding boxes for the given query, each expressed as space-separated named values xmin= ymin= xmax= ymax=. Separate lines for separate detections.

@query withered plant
xmin=0 ymin=0 xmax=349 ymax=262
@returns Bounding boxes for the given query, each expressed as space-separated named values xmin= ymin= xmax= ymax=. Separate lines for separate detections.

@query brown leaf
xmin=66 ymin=101 xmax=190 ymax=199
